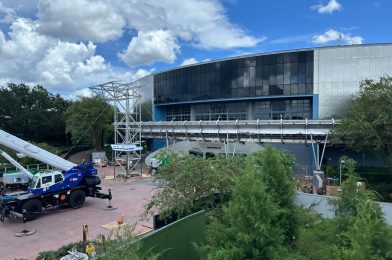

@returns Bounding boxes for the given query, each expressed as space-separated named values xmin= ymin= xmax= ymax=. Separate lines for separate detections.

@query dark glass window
xmin=277 ymin=64 xmax=284 ymax=85
xmin=277 ymin=54 xmax=284 ymax=64
xmin=153 ymin=51 xmax=314 ymax=104
xmin=245 ymin=57 xmax=256 ymax=67
xmin=269 ymin=85 xmax=283 ymax=95
xmin=254 ymin=98 xmax=312 ymax=120
xmin=262 ymin=65 xmax=270 ymax=86
xmin=291 ymin=63 xmax=298 ymax=84
xmin=269 ymin=54 xmax=277 ymax=65
xmin=166 ymin=106 xmax=191 ymax=121
xmin=249 ymin=67 xmax=256 ymax=87
xmin=194 ymin=102 xmax=247 ymax=121
xmin=256 ymin=66 xmax=262 ymax=86
xmin=262 ymin=55 xmax=269 ymax=66
xmin=269 ymin=64 xmax=277 ymax=85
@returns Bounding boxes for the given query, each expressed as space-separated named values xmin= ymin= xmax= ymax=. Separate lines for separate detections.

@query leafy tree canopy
xmin=0 ymin=83 xmax=70 ymax=144
xmin=202 ymin=147 xmax=300 ymax=259
xmin=65 ymin=96 xmax=113 ymax=150
xmin=298 ymin=165 xmax=392 ymax=260
xmin=333 ymin=77 xmax=392 ymax=165
xmin=145 ymin=152 xmax=245 ymax=219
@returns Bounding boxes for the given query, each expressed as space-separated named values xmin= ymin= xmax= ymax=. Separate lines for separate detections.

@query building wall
xmin=150 ymin=44 xmax=392 ymax=121
xmin=153 ymin=50 xmax=316 ymax=121
xmin=315 ymin=44 xmax=392 ymax=119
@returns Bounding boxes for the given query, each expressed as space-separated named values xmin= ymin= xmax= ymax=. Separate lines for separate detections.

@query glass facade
xmin=154 ymin=51 xmax=314 ymax=104
xmin=253 ymin=99 xmax=311 ymax=120
xmin=163 ymin=99 xmax=311 ymax=121
xmin=165 ymin=106 xmax=191 ymax=121
xmin=194 ymin=102 xmax=247 ymax=121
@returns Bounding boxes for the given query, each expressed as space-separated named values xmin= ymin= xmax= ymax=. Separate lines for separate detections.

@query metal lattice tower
xmin=90 ymin=81 xmax=142 ymax=177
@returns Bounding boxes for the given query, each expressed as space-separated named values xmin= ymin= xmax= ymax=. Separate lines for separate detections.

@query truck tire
xmin=69 ymin=190 xmax=86 ymax=208
xmin=22 ymin=199 xmax=43 ymax=221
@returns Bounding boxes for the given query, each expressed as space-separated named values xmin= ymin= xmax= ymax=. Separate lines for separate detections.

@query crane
xmin=0 ymin=129 xmax=111 ymax=221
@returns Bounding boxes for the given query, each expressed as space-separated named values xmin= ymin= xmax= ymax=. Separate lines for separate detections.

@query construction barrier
xmin=141 ymin=210 xmax=205 ymax=260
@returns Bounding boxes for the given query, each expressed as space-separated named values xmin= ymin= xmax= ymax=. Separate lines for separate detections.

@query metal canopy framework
xmin=132 ymin=119 xmax=338 ymax=144
xmin=90 ymin=81 xmax=142 ymax=177
xmin=137 ymin=118 xmax=337 ymax=180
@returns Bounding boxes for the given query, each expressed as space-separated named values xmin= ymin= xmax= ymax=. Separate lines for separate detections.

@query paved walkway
xmin=0 ymin=167 xmax=156 ymax=260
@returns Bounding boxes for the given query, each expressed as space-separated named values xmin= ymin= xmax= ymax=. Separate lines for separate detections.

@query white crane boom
xmin=0 ymin=150 xmax=33 ymax=178
xmin=0 ymin=129 xmax=76 ymax=171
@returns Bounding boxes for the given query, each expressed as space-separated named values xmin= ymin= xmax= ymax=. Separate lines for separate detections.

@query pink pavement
xmin=0 ymin=167 xmax=156 ymax=260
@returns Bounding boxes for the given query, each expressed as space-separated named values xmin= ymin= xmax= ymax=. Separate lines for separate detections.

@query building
xmin=152 ymin=43 xmax=392 ymax=122
xmin=142 ymin=43 xmax=392 ymax=170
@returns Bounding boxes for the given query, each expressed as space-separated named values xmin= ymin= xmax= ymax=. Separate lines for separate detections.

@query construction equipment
xmin=0 ymin=129 xmax=111 ymax=221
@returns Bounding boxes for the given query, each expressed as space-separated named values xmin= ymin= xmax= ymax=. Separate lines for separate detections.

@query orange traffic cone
xmin=117 ymin=211 xmax=125 ymax=224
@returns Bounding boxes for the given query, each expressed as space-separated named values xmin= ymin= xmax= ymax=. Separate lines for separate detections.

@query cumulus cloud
xmin=147 ymin=0 xmax=262 ymax=49
xmin=118 ymin=30 xmax=179 ymax=66
xmin=37 ymin=0 xmax=126 ymax=42
xmin=312 ymin=0 xmax=342 ymax=14
xmin=0 ymin=2 xmax=16 ymax=23
xmin=312 ymin=29 xmax=363 ymax=44
xmin=0 ymin=18 xmax=151 ymax=92
xmin=181 ymin=58 xmax=198 ymax=66
xmin=0 ymin=0 xmax=261 ymax=94
xmin=103 ymin=0 xmax=261 ymax=66
xmin=34 ymin=0 xmax=265 ymax=52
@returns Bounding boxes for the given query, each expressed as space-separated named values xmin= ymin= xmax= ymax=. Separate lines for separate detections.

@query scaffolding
xmin=90 ymin=81 xmax=142 ymax=178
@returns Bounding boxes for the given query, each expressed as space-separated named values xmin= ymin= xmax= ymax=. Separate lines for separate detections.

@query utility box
xmin=92 ymin=151 xmax=108 ymax=167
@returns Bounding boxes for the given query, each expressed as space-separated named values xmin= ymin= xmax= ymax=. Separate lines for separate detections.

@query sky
xmin=0 ymin=0 xmax=391 ymax=98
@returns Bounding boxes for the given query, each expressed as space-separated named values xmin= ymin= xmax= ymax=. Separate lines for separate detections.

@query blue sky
xmin=0 ymin=0 xmax=390 ymax=97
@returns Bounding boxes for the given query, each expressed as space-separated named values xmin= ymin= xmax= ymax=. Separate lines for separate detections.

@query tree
xmin=204 ymin=171 xmax=287 ymax=259
xmin=332 ymin=77 xmax=392 ymax=165
xmin=145 ymin=152 xmax=244 ymax=219
xmin=245 ymin=146 xmax=299 ymax=244
xmin=202 ymin=147 xmax=301 ymax=259
xmin=297 ymin=167 xmax=392 ymax=260
xmin=0 ymin=83 xmax=70 ymax=144
xmin=65 ymin=97 xmax=113 ymax=150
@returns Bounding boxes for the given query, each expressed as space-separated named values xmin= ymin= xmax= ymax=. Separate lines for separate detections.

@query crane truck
xmin=0 ymin=129 xmax=112 ymax=221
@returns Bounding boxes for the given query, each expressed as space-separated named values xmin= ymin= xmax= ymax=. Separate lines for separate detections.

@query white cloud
xmin=118 ymin=30 xmax=179 ymax=66
xmin=114 ymin=0 xmax=262 ymax=65
xmin=0 ymin=2 xmax=16 ymax=23
xmin=67 ymin=88 xmax=93 ymax=99
xmin=33 ymin=0 xmax=261 ymax=66
xmin=181 ymin=58 xmax=198 ymax=66
xmin=0 ymin=18 xmax=151 ymax=93
xmin=0 ymin=0 xmax=261 ymax=94
xmin=147 ymin=0 xmax=262 ymax=49
xmin=312 ymin=0 xmax=342 ymax=14
xmin=312 ymin=29 xmax=363 ymax=44
xmin=37 ymin=0 xmax=126 ymax=42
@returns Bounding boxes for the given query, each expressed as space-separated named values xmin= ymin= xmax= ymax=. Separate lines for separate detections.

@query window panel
xmin=154 ymin=51 xmax=314 ymax=105
xmin=269 ymin=64 xmax=277 ymax=85
xmin=249 ymin=66 xmax=256 ymax=87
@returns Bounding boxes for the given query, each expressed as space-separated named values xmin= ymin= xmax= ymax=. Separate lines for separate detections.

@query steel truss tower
xmin=90 ymin=81 xmax=142 ymax=178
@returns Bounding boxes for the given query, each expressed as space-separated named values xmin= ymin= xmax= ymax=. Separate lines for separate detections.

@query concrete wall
xmin=296 ymin=192 xmax=392 ymax=225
